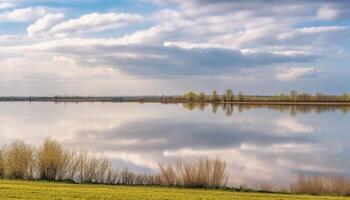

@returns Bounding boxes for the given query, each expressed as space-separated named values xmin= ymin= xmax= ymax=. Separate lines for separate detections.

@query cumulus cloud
xmin=0 ymin=7 xmax=47 ymax=22
xmin=27 ymin=13 xmax=65 ymax=37
xmin=0 ymin=0 xmax=350 ymax=93
xmin=276 ymin=67 xmax=317 ymax=81
xmin=49 ymin=12 xmax=143 ymax=35
xmin=7 ymin=38 xmax=318 ymax=76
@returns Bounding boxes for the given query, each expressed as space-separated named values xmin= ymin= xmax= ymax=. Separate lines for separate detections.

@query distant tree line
xmin=1 ymin=91 xmax=349 ymax=103
xmin=178 ymin=90 xmax=350 ymax=102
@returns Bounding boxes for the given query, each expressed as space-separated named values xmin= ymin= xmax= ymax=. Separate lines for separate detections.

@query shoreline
xmin=1 ymin=98 xmax=350 ymax=106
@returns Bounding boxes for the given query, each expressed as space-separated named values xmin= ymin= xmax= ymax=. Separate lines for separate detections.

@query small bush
xmin=0 ymin=149 xmax=4 ymax=178
xmin=0 ymin=140 xmax=228 ymax=190
xmin=75 ymin=150 xmax=88 ymax=183
xmin=158 ymin=157 xmax=228 ymax=188
xmin=291 ymin=175 xmax=350 ymax=195
xmin=37 ymin=139 xmax=73 ymax=181
xmin=259 ymin=183 xmax=273 ymax=192
xmin=2 ymin=140 xmax=35 ymax=179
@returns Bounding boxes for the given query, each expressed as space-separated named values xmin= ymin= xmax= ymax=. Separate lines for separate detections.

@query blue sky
xmin=0 ymin=0 xmax=349 ymax=96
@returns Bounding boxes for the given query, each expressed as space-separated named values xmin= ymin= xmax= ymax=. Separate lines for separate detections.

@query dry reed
xmin=0 ymin=139 xmax=229 ymax=189
xmin=158 ymin=157 xmax=228 ymax=188
xmin=0 ymin=149 xmax=4 ymax=178
xmin=291 ymin=174 xmax=350 ymax=195
xmin=2 ymin=140 xmax=35 ymax=179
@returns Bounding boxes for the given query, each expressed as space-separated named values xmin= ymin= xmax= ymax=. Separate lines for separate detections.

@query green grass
xmin=0 ymin=180 xmax=349 ymax=200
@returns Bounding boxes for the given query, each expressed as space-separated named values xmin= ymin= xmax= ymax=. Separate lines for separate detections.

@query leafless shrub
xmin=56 ymin=150 xmax=75 ymax=181
xmin=0 ymin=149 xmax=4 ymax=178
xmin=238 ymin=180 xmax=249 ymax=191
xmin=158 ymin=157 xmax=228 ymax=188
xmin=0 ymin=140 xmax=229 ymax=189
xmin=277 ymin=186 xmax=289 ymax=193
xmin=96 ymin=157 xmax=110 ymax=184
xmin=37 ymin=139 xmax=73 ymax=181
xmin=119 ymin=167 xmax=137 ymax=185
xmin=259 ymin=183 xmax=273 ymax=192
xmin=210 ymin=157 xmax=228 ymax=188
xmin=159 ymin=164 xmax=178 ymax=186
xmin=84 ymin=156 xmax=100 ymax=183
xmin=143 ymin=173 xmax=162 ymax=185
xmin=105 ymin=167 xmax=118 ymax=185
xmin=2 ymin=140 xmax=35 ymax=179
xmin=291 ymin=174 xmax=350 ymax=195
xmin=76 ymin=150 xmax=88 ymax=183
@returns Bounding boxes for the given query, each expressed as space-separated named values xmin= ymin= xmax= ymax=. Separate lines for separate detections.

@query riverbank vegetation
xmin=180 ymin=90 xmax=350 ymax=103
xmin=1 ymin=90 xmax=350 ymax=104
xmin=0 ymin=139 xmax=349 ymax=197
xmin=0 ymin=139 xmax=228 ymax=188
xmin=291 ymin=175 xmax=350 ymax=196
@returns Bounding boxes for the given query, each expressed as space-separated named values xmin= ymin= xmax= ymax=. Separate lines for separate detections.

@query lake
xmin=0 ymin=102 xmax=349 ymax=188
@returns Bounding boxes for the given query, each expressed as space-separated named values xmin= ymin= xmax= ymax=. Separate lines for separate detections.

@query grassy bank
xmin=0 ymin=140 xmax=228 ymax=188
xmin=1 ymin=139 xmax=350 ymax=196
xmin=0 ymin=180 xmax=349 ymax=200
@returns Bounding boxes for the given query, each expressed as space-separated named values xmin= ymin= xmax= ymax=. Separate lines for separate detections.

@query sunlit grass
xmin=0 ymin=180 xmax=349 ymax=200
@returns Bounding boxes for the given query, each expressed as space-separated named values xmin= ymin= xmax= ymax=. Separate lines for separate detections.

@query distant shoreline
xmin=1 ymin=96 xmax=350 ymax=106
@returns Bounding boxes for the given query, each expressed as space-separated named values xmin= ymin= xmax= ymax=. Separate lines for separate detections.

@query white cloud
xmin=2 ymin=37 xmax=317 ymax=76
xmin=276 ymin=67 xmax=316 ymax=81
xmin=27 ymin=13 xmax=65 ymax=37
xmin=0 ymin=7 xmax=47 ymax=22
xmin=0 ymin=0 xmax=350 ymax=94
xmin=163 ymin=41 xmax=225 ymax=49
xmin=278 ymin=26 xmax=348 ymax=40
xmin=276 ymin=118 xmax=314 ymax=133
xmin=50 ymin=12 xmax=143 ymax=35
xmin=0 ymin=34 xmax=22 ymax=43
xmin=317 ymin=5 xmax=340 ymax=20
xmin=0 ymin=2 xmax=15 ymax=10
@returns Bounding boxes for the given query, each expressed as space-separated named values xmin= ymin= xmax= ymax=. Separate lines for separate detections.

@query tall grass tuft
xmin=158 ymin=157 xmax=228 ymax=188
xmin=290 ymin=174 xmax=350 ymax=195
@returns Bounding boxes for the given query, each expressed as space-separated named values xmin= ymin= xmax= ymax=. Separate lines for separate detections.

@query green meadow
xmin=0 ymin=180 xmax=349 ymax=200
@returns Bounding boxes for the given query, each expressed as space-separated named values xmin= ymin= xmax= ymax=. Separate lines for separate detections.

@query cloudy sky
xmin=0 ymin=0 xmax=349 ymax=96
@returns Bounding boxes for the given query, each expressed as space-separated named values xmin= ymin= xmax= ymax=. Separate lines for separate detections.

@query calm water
xmin=0 ymin=102 xmax=349 ymax=188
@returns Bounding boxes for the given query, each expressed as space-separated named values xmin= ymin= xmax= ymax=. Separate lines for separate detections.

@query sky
xmin=0 ymin=0 xmax=349 ymax=96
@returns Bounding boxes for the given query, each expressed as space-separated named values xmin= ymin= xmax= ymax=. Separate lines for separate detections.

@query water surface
xmin=0 ymin=102 xmax=349 ymax=188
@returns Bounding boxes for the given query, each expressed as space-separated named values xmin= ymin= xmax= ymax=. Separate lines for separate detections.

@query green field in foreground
xmin=0 ymin=180 xmax=349 ymax=200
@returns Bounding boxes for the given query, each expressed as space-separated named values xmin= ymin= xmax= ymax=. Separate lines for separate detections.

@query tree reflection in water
xmin=182 ymin=103 xmax=350 ymax=116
